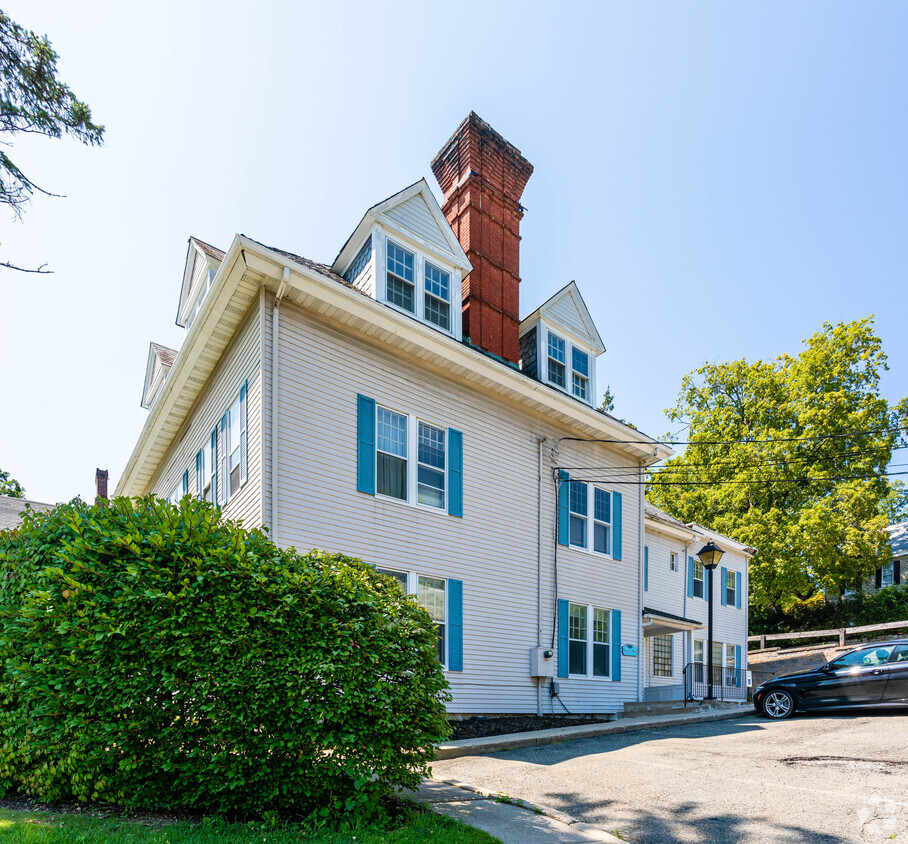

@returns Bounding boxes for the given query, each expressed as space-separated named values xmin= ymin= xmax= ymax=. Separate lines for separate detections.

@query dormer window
xmin=547 ymin=333 xmax=566 ymax=387
xmin=344 ymin=237 xmax=372 ymax=285
xmin=387 ymin=241 xmax=416 ymax=313
xmin=424 ymin=262 xmax=450 ymax=331
xmin=572 ymin=347 xmax=590 ymax=401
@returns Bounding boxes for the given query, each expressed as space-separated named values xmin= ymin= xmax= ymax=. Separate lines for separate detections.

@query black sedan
xmin=753 ymin=639 xmax=908 ymax=719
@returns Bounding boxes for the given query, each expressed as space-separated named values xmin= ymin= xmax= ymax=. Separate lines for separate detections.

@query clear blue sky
xmin=2 ymin=1 xmax=906 ymax=504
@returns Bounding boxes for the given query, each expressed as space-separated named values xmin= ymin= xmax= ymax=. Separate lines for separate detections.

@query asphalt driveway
xmin=432 ymin=711 xmax=908 ymax=843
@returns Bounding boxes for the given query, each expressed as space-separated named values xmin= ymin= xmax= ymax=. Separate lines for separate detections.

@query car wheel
xmin=761 ymin=689 xmax=795 ymax=719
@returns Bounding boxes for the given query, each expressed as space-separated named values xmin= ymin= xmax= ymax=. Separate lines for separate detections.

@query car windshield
xmin=829 ymin=645 xmax=895 ymax=669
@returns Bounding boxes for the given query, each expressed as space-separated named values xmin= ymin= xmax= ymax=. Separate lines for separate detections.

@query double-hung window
xmin=693 ymin=640 xmax=705 ymax=683
xmin=198 ymin=435 xmax=215 ymax=502
xmin=882 ymin=562 xmax=894 ymax=587
xmin=568 ymin=482 xmax=612 ymax=556
xmin=418 ymin=575 xmax=446 ymax=665
xmin=358 ymin=395 xmax=463 ymax=517
xmin=693 ymin=559 xmax=705 ymax=599
xmin=225 ymin=396 xmax=242 ymax=499
xmin=169 ymin=476 xmax=186 ymax=504
xmin=572 ymin=347 xmax=590 ymax=401
xmin=569 ymin=481 xmax=587 ymax=547
xmin=377 ymin=569 xmax=449 ymax=667
xmin=424 ymin=262 xmax=451 ymax=331
xmin=547 ymin=332 xmax=566 ymax=388
xmin=593 ymin=488 xmax=611 ymax=554
xmin=725 ymin=643 xmax=736 ymax=686
xmin=386 ymin=241 xmax=415 ymax=313
xmin=376 ymin=406 xmax=447 ymax=511
xmin=568 ymin=603 xmax=611 ymax=678
xmin=377 ymin=407 xmax=408 ymax=501
xmin=417 ymin=422 xmax=446 ymax=508
xmin=725 ymin=569 xmax=736 ymax=607
xmin=670 ymin=551 xmax=679 ymax=572
xmin=653 ymin=634 xmax=672 ymax=677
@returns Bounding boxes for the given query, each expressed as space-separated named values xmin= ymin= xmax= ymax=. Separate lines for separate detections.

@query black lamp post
xmin=696 ymin=540 xmax=725 ymax=700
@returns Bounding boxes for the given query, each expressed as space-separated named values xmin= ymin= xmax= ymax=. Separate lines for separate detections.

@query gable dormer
xmin=176 ymin=237 xmax=225 ymax=331
xmin=518 ymin=281 xmax=605 ymax=406
xmin=141 ymin=342 xmax=178 ymax=409
xmin=331 ymin=180 xmax=471 ymax=339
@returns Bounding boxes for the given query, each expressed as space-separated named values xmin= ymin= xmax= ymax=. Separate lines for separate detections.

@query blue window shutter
xmin=736 ymin=571 xmax=742 ymax=609
xmin=557 ymin=471 xmax=570 ymax=546
xmin=557 ymin=599 xmax=569 ymax=677
xmin=644 ymin=546 xmax=649 ymax=591
xmin=219 ymin=413 xmax=228 ymax=504
xmin=239 ymin=380 xmax=248 ymax=486
xmin=720 ymin=566 xmax=728 ymax=606
xmin=195 ymin=450 xmax=202 ymax=499
xmin=735 ymin=644 xmax=741 ymax=672
xmin=611 ymin=609 xmax=622 ymax=681
xmin=612 ymin=491 xmax=622 ymax=560
xmin=448 ymin=579 xmax=463 ymax=671
xmin=448 ymin=428 xmax=463 ymax=518
xmin=210 ymin=427 xmax=219 ymax=504
xmin=356 ymin=395 xmax=376 ymax=495
xmin=181 ymin=469 xmax=188 ymax=498
xmin=687 ymin=556 xmax=694 ymax=598
xmin=704 ymin=567 xmax=710 ymax=602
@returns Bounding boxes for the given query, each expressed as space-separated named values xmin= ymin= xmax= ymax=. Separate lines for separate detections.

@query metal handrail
xmin=684 ymin=662 xmax=747 ymax=702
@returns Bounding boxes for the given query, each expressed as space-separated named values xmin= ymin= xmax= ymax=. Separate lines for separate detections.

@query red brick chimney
xmin=95 ymin=468 xmax=109 ymax=507
xmin=431 ymin=113 xmax=533 ymax=364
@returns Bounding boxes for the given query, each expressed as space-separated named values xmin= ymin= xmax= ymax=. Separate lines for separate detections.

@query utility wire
xmin=555 ymin=469 xmax=908 ymax=487
xmin=558 ymin=424 xmax=907 ymax=448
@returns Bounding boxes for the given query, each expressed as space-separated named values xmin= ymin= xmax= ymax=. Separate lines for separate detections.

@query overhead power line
xmin=558 ymin=424 xmax=907 ymax=448
xmin=555 ymin=469 xmax=908 ymax=487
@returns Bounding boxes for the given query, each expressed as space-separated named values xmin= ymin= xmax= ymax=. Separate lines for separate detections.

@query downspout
xmin=270 ymin=267 xmax=290 ymax=545
xmin=537 ymin=436 xmax=547 ymax=717
xmin=637 ymin=460 xmax=645 ymax=703
xmin=683 ymin=540 xmax=691 ymax=668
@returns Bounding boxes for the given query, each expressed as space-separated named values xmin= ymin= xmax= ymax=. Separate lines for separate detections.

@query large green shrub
xmin=0 ymin=497 xmax=450 ymax=816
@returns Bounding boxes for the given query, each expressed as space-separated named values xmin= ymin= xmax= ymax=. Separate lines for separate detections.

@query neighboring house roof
xmin=645 ymin=501 xmax=689 ymax=530
xmin=889 ymin=520 xmax=908 ymax=558
xmin=0 ymin=495 xmax=52 ymax=531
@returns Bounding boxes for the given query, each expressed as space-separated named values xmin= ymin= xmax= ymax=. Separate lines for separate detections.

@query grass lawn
xmin=0 ymin=803 xmax=500 ymax=843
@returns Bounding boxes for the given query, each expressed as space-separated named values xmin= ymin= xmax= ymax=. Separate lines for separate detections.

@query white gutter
xmin=637 ymin=460 xmax=645 ymax=703
xmin=270 ymin=267 xmax=290 ymax=545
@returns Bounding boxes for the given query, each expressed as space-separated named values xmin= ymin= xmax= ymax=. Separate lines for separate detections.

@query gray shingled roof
xmin=241 ymin=235 xmax=348 ymax=287
xmin=645 ymin=501 xmax=690 ymax=530
xmin=0 ymin=495 xmax=53 ymax=531
xmin=191 ymin=237 xmax=225 ymax=261
xmin=889 ymin=520 xmax=908 ymax=558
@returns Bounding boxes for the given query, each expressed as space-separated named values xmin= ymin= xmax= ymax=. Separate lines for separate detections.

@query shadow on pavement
xmin=538 ymin=790 xmax=849 ymax=844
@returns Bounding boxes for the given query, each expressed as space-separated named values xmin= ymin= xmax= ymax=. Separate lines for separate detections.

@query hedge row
xmin=0 ymin=497 xmax=450 ymax=816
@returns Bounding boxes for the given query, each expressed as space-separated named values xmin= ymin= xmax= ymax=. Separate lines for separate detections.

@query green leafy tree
xmin=649 ymin=318 xmax=907 ymax=614
xmin=0 ymin=496 xmax=450 ymax=816
xmin=600 ymin=386 xmax=615 ymax=414
xmin=0 ymin=468 xmax=23 ymax=498
xmin=0 ymin=10 xmax=104 ymax=272
xmin=880 ymin=480 xmax=908 ymax=524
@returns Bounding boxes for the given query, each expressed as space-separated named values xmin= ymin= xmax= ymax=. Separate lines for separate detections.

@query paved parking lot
xmin=432 ymin=711 xmax=908 ymax=843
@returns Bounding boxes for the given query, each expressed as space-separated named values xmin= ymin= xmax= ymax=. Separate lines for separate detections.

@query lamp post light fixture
xmin=696 ymin=540 xmax=725 ymax=700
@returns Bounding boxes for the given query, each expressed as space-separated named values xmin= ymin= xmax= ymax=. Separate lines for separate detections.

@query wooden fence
xmin=749 ymin=619 xmax=908 ymax=650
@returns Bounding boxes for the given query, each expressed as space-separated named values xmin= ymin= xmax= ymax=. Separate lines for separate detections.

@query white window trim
xmin=693 ymin=559 xmax=705 ymax=599
xmin=539 ymin=319 xmax=597 ymax=406
xmin=670 ymin=551 xmax=679 ymax=572
xmin=567 ymin=601 xmax=614 ymax=680
xmin=376 ymin=568 xmax=449 ymax=670
xmin=725 ymin=569 xmax=737 ymax=605
xmin=881 ymin=561 xmax=894 ymax=587
xmin=374 ymin=405 xmax=449 ymax=515
xmin=652 ymin=634 xmax=673 ymax=677
xmin=376 ymin=232 xmax=462 ymax=340
xmin=567 ymin=482 xmax=614 ymax=558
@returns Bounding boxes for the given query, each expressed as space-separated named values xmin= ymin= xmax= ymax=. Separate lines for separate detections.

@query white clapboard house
xmin=116 ymin=113 xmax=753 ymax=715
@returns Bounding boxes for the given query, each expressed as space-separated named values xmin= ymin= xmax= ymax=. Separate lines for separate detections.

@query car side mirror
xmin=820 ymin=664 xmax=833 ymax=673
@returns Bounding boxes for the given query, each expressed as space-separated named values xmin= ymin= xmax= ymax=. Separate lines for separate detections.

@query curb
xmin=436 ymin=705 xmax=750 ymax=759
xmin=435 ymin=777 xmax=625 ymax=843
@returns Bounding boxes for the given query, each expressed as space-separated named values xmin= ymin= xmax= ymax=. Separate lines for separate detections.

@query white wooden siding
xmin=383 ymin=194 xmax=452 ymax=255
xmin=148 ymin=303 xmax=263 ymax=530
xmin=546 ymin=293 xmax=591 ymax=343
xmin=271 ymin=301 xmax=644 ymax=715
